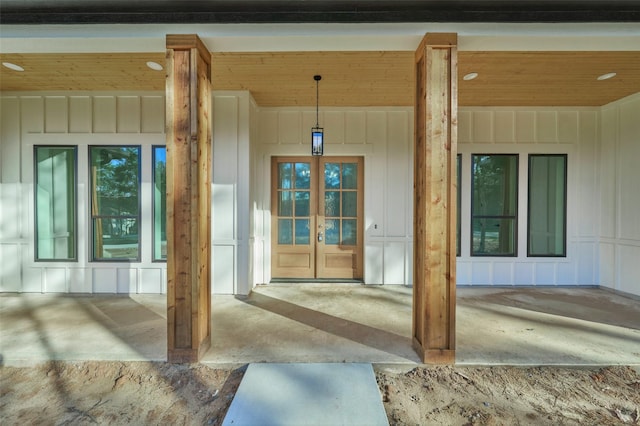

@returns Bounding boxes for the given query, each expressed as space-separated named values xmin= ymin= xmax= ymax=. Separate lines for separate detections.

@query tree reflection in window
xmin=90 ymin=146 xmax=141 ymax=261
xmin=471 ymin=154 xmax=518 ymax=256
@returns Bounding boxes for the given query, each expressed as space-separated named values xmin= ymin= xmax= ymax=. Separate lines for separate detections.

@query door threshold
xmin=269 ymin=278 xmax=364 ymax=284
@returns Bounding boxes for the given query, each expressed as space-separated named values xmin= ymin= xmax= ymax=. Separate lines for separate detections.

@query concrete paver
xmin=222 ymin=363 xmax=388 ymax=426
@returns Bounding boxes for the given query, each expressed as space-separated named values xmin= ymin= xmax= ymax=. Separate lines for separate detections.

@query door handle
xmin=317 ymin=231 xmax=323 ymax=242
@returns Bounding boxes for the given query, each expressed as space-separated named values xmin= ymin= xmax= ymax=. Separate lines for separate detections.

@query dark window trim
xmin=89 ymin=145 xmax=142 ymax=263
xmin=527 ymin=154 xmax=568 ymax=258
xmin=33 ymin=145 xmax=78 ymax=262
xmin=470 ymin=153 xmax=519 ymax=257
xmin=152 ymin=145 xmax=167 ymax=263
xmin=456 ymin=153 xmax=461 ymax=257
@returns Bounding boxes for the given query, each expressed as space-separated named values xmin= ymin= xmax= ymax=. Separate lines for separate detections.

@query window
xmin=90 ymin=146 xmax=141 ymax=261
xmin=153 ymin=146 xmax=167 ymax=261
xmin=34 ymin=146 xmax=77 ymax=261
xmin=528 ymin=155 xmax=567 ymax=257
xmin=471 ymin=154 xmax=518 ymax=256
xmin=456 ymin=154 xmax=461 ymax=256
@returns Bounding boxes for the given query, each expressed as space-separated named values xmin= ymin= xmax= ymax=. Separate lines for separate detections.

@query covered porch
xmin=2 ymin=286 xmax=638 ymax=366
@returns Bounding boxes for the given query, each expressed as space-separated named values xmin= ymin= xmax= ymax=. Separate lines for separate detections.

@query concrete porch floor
xmin=1 ymin=286 xmax=638 ymax=366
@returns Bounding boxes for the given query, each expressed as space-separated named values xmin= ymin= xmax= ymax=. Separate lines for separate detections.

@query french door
xmin=271 ymin=156 xmax=364 ymax=280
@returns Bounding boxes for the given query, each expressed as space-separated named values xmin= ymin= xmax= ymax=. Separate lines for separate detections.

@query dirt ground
xmin=1 ymin=361 xmax=639 ymax=425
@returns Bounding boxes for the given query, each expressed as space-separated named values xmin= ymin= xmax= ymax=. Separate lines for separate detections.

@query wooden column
xmin=413 ymin=33 xmax=458 ymax=364
xmin=166 ymin=34 xmax=212 ymax=363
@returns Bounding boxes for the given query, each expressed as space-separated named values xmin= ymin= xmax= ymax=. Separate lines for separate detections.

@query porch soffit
xmin=1 ymin=51 xmax=639 ymax=107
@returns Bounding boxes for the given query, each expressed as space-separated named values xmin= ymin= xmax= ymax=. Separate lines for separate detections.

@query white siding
xmin=2 ymin=90 xmax=638 ymax=296
xmin=457 ymin=107 xmax=599 ymax=286
xmin=211 ymin=91 xmax=253 ymax=295
xmin=253 ymin=106 xmax=414 ymax=285
xmin=0 ymin=92 xmax=166 ymax=294
xmin=599 ymin=93 xmax=640 ymax=297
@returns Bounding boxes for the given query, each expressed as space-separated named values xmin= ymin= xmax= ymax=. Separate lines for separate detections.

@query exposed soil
xmin=1 ymin=361 xmax=639 ymax=425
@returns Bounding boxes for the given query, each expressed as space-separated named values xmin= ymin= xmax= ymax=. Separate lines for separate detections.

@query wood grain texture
xmin=166 ymin=35 xmax=212 ymax=363
xmin=413 ymin=34 xmax=457 ymax=365
xmin=2 ymin=51 xmax=637 ymax=106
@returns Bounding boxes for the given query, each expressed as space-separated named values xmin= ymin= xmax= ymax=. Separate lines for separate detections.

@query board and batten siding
xmin=2 ymin=90 xmax=639 ymax=296
xmin=252 ymin=107 xmax=414 ymax=286
xmin=599 ymin=93 xmax=640 ymax=296
xmin=0 ymin=92 xmax=167 ymax=293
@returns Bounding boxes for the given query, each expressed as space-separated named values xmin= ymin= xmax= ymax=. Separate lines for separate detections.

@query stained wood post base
xmin=168 ymin=340 xmax=211 ymax=364
xmin=413 ymin=338 xmax=455 ymax=365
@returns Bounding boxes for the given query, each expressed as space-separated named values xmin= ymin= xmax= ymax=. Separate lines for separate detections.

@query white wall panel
xmin=558 ymin=111 xmax=578 ymax=143
xmin=534 ymin=263 xmax=555 ymax=285
xmin=212 ymin=245 xmax=235 ymax=294
xmin=536 ymin=111 xmax=557 ymax=143
xmin=599 ymin=106 xmax=617 ymax=239
xmin=494 ymin=111 xmax=515 ymax=143
xmin=140 ymin=96 xmax=165 ymax=133
xmin=69 ymin=96 xmax=92 ymax=133
xmin=23 ymin=267 xmax=43 ymax=292
xmin=365 ymin=112 xmax=385 ymax=238
xmin=278 ymin=111 xmax=301 ymax=144
xmin=365 ymin=243 xmax=383 ymax=284
xmin=472 ymin=111 xmax=493 ymax=142
xmin=618 ymin=245 xmax=640 ymax=295
xmin=324 ymin=111 xmax=345 ymax=144
xmin=456 ymin=262 xmax=471 ymax=285
xmin=44 ymin=267 xmax=67 ymax=293
xmin=116 ymin=96 xmax=141 ymax=133
xmin=117 ymin=268 xmax=137 ymax=293
xmin=21 ymin=96 xmax=44 ymax=134
xmin=492 ymin=262 xmax=512 ymax=285
xmin=471 ymin=263 xmax=491 ymax=285
xmin=44 ymin=97 xmax=68 ymax=133
xmin=92 ymin=96 xmax=116 ymax=133
xmin=577 ymin=111 xmax=598 ymax=237
xmin=577 ymin=242 xmax=596 ymax=284
xmin=515 ymin=111 xmax=536 ymax=143
xmin=458 ymin=110 xmax=472 ymax=144
xmin=617 ymin=98 xmax=640 ymax=241
xmin=1 ymin=97 xmax=20 ymax=182
xmin=599 ymin=243 xmax=615 ymax=288
xmin=514 ymin=263 xmax=534 ymax=285
xmin=140 ymin=268 xmax=162 ymax=293
xmin=259 ymin=110 xmax=279 ymax=144
xmin=345 ymin=111 xmax=366 ymax=144
xmin=383 ymin=242 xmax=405 ymax=284
xmin=386 ymin=111 xmax=408 ymax=237
xmin=0 ymin=244 xmax=21 ymax=291
xmin=68 ymin=267 xmax=90 ymax=293
xmin=0 ymin=184 xmax=20 ymax=239
xmin=93 ymin=268 xmax=117 ymax=293
xmin=556 ymin=262 xmax=575 ymax=285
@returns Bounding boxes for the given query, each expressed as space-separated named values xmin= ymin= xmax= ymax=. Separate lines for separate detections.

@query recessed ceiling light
xmin=2 ymin=62 xmax=25 ymax=72
xmin=597 ymin=72 xmax=617 ymax=81
xmin=463 ymin=72 xmax=478 ymax=81
xmin=146 ymin=61 xmax=163 ymax=71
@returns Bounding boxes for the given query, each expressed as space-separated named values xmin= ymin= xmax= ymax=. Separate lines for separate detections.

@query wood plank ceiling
xmin=1 ymin=51 xmax=639 ymax=106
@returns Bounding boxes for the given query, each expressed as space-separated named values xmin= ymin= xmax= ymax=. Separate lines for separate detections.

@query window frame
xmin=152 ymin=145 xmax=167 ymax=262
xmin=456 ymin=153 xmax=461 ymax=257
xmin=33 ymin=145 xmax=78 ymax=262
xmin=89 ymin=145 xmax=142 ymax=262
xmin=470 ymin=153 xmax=519 ymax=257
xmin=527 ymin=154 xmax=568 ymax=258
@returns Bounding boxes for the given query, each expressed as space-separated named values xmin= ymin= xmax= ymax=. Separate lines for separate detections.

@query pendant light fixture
xmin=311 ymin=75 xmax=324 ymax=156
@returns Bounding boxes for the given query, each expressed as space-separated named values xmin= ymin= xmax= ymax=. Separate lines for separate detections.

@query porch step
xmin=222 ymin=363 xmax=389 ymax=426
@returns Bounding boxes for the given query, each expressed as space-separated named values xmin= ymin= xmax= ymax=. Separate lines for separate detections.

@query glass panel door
xmin=271 ymin=156 xmax=363 ymax=280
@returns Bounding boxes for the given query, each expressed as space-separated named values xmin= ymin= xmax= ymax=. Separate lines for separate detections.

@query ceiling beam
xmin=2 ymin=1 xmax=640 ymax=24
